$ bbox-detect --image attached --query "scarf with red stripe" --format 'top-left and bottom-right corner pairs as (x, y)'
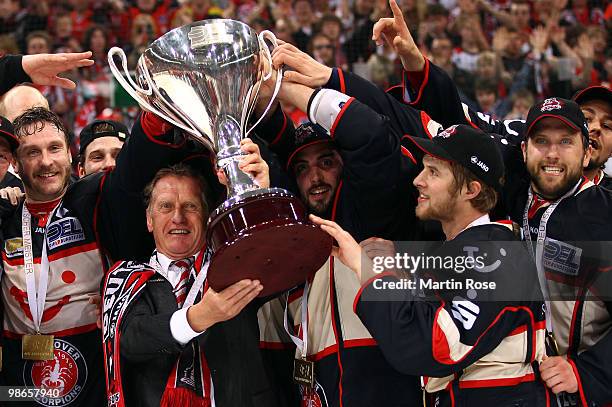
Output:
(102, 250), (212, 407)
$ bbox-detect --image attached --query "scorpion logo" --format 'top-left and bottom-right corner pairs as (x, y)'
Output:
(40, 356), (73, 393)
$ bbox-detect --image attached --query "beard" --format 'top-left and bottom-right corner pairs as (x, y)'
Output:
(525, 153), (584, 200)
(415, 193), (458, 223)
(20, 163), (71, 202)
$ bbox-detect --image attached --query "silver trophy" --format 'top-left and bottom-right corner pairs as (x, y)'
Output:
(108, 19), (331, 296)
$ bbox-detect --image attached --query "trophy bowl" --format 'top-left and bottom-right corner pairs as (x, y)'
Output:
(108, 19), (332, 296)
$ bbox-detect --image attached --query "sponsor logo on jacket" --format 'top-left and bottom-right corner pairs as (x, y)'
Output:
(46, 217), (85, 250)
(543, 238), (582, 276)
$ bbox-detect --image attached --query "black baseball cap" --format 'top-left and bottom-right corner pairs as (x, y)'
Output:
(0, 115), (19, 152)
(79, 120), (128, 156)
(525, 97), (589, 144)
(572, 85), (612, 107)
(404, 124), (505, 191)
(286, 122), (335, 170)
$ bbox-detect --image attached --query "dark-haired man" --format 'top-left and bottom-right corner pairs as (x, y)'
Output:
(77, 119), (128, 177)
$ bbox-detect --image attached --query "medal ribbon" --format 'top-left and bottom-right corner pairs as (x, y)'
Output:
(521, 181), (581, 333)
(284, 281), (310, 359)
(22, 203), (60, 334)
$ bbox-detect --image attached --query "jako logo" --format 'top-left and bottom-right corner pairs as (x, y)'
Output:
(470, 156), (489, 172)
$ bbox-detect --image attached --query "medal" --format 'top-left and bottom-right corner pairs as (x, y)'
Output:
(285, 282), (316, 387)
(22, 334), (54, 360)
(21, 204), (60, 360)
(293, 357), (315, 388)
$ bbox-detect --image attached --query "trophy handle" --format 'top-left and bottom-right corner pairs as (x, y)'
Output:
(107, 47), (200, 137)
(244, 30), (283, 138)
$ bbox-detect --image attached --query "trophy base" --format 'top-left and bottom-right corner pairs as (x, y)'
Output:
(207, 188), (332, 297)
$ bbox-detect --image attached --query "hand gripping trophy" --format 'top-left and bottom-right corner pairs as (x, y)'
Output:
(108, 20), (332, 296)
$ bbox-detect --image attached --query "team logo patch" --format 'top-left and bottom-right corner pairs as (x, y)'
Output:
(23, 339), (88, 406)
(46, 217), (85, 250)
(5, 237), (24, 257)
(437, 125), (458, 139)
(543, 238), (582, 276)
(540, 98), (563, 112)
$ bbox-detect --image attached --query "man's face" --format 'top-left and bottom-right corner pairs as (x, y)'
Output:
(0, 0), (18, 17)
(413, 155), (458, 222)
(293, 142), (343, 216)
(294, 0), (313, 25)
(321, 21), (340, 41)
(16, 123), (72, 203)
(511, 4), (530, 27)
(0, 138), (14, 181)
(78, 136), (124, 177)
(581, 99), (612, 170)
(146, 175), (206, 260)
(312, 36), (334, 66)
(27, 37), (50, 55)
(522, 118), (590, 199)
(431, 38), (452, 62)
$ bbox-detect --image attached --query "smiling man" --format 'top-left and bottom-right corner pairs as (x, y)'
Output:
(102, 156), (281, 407)
(77, 120), (128, 177)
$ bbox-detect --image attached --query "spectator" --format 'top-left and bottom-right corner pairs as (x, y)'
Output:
(53, 13), (81, 52)
(308, 33), (335, 67)
(318, 13), (348, 69)
(292, 0), (316, 51)
(0, 34), (19, 56)
(170, 5), (194, 29)
(367, 53), (395, 88)
(504, 87), (534, 120)
(474, 77), (502, 118)
(451, 15), (489, 73)
(25, 30), (52, 55)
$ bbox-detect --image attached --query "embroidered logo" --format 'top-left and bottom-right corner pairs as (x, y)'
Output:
(437, 125), (458, 139)
(24, 339), (88, 406)
(540, 98), (563, 112)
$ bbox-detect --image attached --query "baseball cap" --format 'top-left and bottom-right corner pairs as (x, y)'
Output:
(404, 124), (505, 191)
(285, 122), (335, 170)
(525, 97), (589, 143)
(572, 85), (612, 107)
(79, 120), (128, 157)
(0, 115), (19, 152)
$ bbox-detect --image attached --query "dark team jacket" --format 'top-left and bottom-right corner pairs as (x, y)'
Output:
(393, 59), (612, 406)
(0, 115), (186, 407)
(355, 222), (548, 407)
(257, 96), (432, 406)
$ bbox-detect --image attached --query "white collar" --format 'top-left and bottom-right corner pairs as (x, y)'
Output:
(450, 214), (490, 240)
(151, 251), (199, 287)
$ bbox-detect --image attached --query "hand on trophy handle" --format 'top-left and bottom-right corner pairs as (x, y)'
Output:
(271, 42), (333, 88)
(215, 138), (270, 189)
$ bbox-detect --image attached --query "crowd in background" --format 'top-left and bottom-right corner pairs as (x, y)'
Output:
(0, 0), (610, 140)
